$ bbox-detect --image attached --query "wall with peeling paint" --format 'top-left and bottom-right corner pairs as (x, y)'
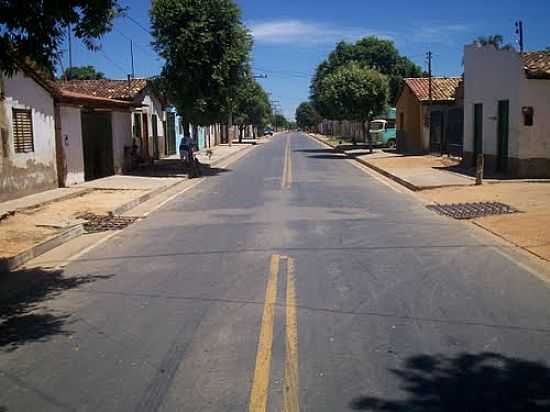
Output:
(0, 71), (57, 202)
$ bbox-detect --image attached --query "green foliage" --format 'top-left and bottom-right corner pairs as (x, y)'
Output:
(273, 113), (289, 129)
(311, 36), (421, 110)
(316, 62), (388, 122)
(0, 0), (124, 75)
(295, 102), (321, 129)
(151, 0), (252, 129)
(60, 65), (105, 80)
(473, 34), (513, 50)
(234, 74), (272, 129)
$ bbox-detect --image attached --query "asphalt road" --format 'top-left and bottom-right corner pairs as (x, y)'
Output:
(2, 132), (550, 411)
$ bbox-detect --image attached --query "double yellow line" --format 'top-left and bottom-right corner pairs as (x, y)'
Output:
(249, 254), (300, 412)
(281, 137), (293, 190)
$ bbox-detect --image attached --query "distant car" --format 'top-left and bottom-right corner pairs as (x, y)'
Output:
(369, 119), (396, 148)
(264, 127), (274, 136)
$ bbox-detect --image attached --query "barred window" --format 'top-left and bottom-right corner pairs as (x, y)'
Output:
(12, 109), (34, 153)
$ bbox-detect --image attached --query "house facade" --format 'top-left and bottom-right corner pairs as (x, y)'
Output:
(53, 90), (135, 186)
(463, 45), (550, 177)
(0, 69), (58, 201)
(396, 77), (463, 155)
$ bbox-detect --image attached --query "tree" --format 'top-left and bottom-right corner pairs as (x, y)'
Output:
(295, 102), (321, 130)
(60, 65), (105, 80)
(311, 36), (421, 109)
(473, 34), (513, 50)
(151, 0), (252, 138)
(316, 62), (388, 149)
(273, 113), (289, 131)
(0, 1), (124, 75)
(233, 75), (272, 141)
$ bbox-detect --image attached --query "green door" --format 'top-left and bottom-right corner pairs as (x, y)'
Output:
(497, 100), (509, 173)
(152, 114), (159, 160)
(81, 111), (114, 181)
(165, 112), (177, 155)
(473, 103), (483, 165)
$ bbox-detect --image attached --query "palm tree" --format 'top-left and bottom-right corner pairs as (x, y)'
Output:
(473, 34), (513, 50)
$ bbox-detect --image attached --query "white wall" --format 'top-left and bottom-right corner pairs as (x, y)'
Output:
(112, 110), (132, 173)
(59, 105), (85, 186)
(518, 78), (550, 159)
(1, 71), (57, 200)
(464, 45), (523, 158)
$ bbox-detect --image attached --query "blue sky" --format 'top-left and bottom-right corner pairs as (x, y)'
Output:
(61, 0), (550, 120)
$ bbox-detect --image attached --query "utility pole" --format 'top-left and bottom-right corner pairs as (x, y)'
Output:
(130, 40), (135, 78)
(515, 20), (524, 52)
(67, 24), (73, 69)
(427, 51), (433, 151)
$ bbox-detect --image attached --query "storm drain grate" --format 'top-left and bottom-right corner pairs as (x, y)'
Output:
(78, 213), (138, 233)
(427, 202), (520, 220)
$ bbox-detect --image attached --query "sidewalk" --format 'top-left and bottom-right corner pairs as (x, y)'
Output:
(309, 132), (550, 264)
(0, 141), (257, 271)
(309, 133), (474, 190)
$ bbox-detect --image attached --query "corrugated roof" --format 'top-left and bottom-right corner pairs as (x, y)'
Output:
(522, 51), (550, 79)
(56, 79), (148, 101)
(403, 77), (462, 102)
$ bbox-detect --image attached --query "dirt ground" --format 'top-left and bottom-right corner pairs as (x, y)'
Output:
(420, 182), (550, 262)
(0, 189), (145, 259)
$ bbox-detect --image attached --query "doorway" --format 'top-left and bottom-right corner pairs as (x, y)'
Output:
(142, 114), (149, 159)
(497, 100), (509, 173)
(473, 103), (483, 165)
(152, 114), (159, 160)
(430, 110), (444, 154)
(81, 111), (114, 181)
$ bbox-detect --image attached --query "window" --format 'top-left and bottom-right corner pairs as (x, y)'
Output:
(12, 109), (34, 153)
(387, 119), (396, 129)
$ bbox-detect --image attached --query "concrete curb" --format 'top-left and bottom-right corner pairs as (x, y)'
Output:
(307, 133), (475, 192)
(0, 224), (85, 272)
(0, 188), (91, 217)
(109, 180), (184, 216)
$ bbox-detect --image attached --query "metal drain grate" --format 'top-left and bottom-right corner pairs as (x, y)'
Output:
(427, 202), (519, 220)
(78, 213), (138, 233)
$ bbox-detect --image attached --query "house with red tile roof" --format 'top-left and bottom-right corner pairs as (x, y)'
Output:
(395, 76), (463, 155)
(463, 45), (550, 177)
(1, 64), (60, 201)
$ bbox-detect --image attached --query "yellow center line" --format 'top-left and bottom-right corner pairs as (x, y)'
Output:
(281, 136), (293, 190)
(284, 257), (300, 412)
(249, 254), (280, 412)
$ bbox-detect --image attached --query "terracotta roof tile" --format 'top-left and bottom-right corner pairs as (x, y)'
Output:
(404, 77), (462, 102)
(522, 51), (550, 79)
(56, 79), (148, 101)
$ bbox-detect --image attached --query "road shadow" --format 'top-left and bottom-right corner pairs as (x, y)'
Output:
(293, 148), (336, 154)
(0, 267), (113, 352)
(350, 352), (550, 411)
(307, 154), (349, 160)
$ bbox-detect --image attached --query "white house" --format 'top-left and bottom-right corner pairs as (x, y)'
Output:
(0, 66), (58, 201)
(463, 45), (550, 177)
(53, 88), (136, 185)
(58, 79), (171, 168)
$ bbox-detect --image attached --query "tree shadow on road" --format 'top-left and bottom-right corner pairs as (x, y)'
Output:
(350, 352), (550, 411)
(0, 267), (113, 352)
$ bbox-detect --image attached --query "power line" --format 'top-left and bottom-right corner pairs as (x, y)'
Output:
(126, 15), (152, 35)
(98, 49), (128, 76)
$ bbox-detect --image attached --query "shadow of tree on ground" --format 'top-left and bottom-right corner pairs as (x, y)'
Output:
(0, 268), (113, 352)
(350, 352), (550, 411)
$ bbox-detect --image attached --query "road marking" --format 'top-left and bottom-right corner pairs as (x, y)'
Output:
(249, 254), (280, 412)
(281, 136), (293, 190)
(284, 257), (300, 412)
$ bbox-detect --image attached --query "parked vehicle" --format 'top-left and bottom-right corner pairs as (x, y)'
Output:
(369, 119), (397, 148)
(264, 127), (274, 136)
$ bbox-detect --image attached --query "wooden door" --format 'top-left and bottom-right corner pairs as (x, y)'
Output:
(81, 111), (114, 181)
